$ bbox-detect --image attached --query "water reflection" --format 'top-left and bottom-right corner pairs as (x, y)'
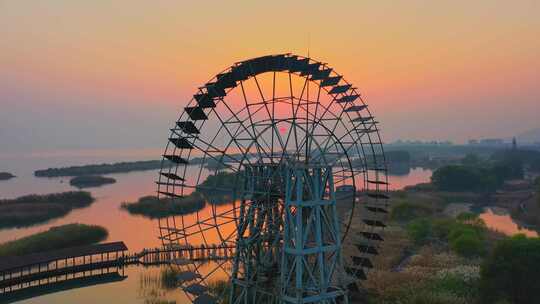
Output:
(137, 266), (185, 304)
(479, 207), (538, 237)
(388, 167), (433, 190)
(14, 265), (189, 304)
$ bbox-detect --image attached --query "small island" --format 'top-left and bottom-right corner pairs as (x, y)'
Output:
(0, 172), (16, 181)
(0, 191), (95, 229)
(196, 171), (240, 204)
(121, 192), (206, 219)
(0, 223), (108, 257)
(121, 171), (241, 218)
(34, 160), (172, 177)
(69, 175), (116, 188)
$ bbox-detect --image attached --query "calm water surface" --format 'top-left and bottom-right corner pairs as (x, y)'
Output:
(387, 167), (433, 190)
(479, 207), (538, 237)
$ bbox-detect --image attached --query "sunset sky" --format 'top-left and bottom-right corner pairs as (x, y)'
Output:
(1, 1), (539, 155)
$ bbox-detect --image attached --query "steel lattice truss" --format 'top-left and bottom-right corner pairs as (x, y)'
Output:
(156, 54), (389, 304)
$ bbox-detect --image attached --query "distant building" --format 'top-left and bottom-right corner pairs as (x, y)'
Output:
(391, 139), (453, 146)
(469, 138), (506, 146)
(502, 179), (530, 192)
(525, 171), (540, 182)
(480, 138), (504, 145)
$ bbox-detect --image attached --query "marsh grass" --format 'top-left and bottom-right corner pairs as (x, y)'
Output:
(69, 175), (116, 188)
(207, 280), (231, 304)
(0, 223), (108, 257)
(160, 267), (179, 290)
(391, 201), (434, 222)
(144, 300), (176, 304)
(34, 160), (170, 177)
(0, 191), (94, 229)
(121, 192), (206, 219)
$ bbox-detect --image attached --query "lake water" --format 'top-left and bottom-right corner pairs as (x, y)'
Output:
(479, 207), (538, 237)
(0, 151), (532, 303)
(387, 167), (433, 190)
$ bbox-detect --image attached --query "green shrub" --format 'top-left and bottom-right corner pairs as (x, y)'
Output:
(402, 290), (468, 304)
(406, 215), (486, 257)
(450, 232), (484, 257)
(461, 153), (481, 166)
(391, 201), (434, 222)
(432, 159), (524, 192)
(407, 218), (432, 244)
(431, 218), (455, 240)
(456, 212), (477, 222)
(429, 273), (478, 300)
(446, 217), (485, 257)
(378, 286), (469, 304)
(432, 165), (488, 192)
(0, 223), (108, 257)
(391, 201), (433, 221)
(448, 225), (477, 242)
(480, 235), (540, 304)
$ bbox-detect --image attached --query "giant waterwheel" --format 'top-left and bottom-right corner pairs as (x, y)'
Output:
(157, 54), (389, 304)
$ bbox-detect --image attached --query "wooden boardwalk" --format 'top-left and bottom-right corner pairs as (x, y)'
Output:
(0, 242), (127, 297)
(0, 242), (234, 297)
(125, 244), (236, 265)
(0, 271), (126, 304)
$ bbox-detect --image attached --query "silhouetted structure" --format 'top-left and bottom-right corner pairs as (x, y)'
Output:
(156, 54), (390, 304)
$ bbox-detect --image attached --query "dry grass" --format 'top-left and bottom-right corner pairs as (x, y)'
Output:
(365, 243), (481, 304)
(362, 227), (419, 296)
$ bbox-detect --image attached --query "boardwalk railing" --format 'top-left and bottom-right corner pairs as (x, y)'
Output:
(0, 242), (235, 299)
(125, 244), (236, 265)
(0, 242), (128, 298)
